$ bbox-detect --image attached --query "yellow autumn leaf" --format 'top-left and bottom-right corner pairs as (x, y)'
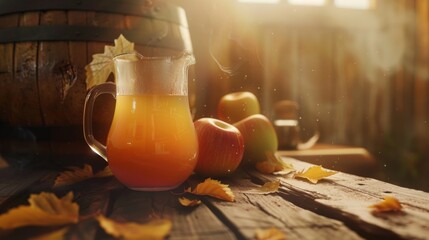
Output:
(85, 34), (135, 90)
(294, 165), (337, 184)
(94, 166), (114, 178)
(244, 180), (280, 195)
(369, 196), (403, 213)
(255, 227), (286, 240)
(54, 164), (113, 187)
(178, 197), (202, 207)
(185, 178), (235, 202)
(0, 192), (78, 229)
(54, 164), (94, 187)
(256, 152), (294, 174)
(97, 215), (172, 240)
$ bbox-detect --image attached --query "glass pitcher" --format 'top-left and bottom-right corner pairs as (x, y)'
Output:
(83, 52), (198, 191)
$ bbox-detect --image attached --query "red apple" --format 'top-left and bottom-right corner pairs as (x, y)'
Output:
(233, 114), (278, 166)
(217, 92), (260, 124)
(194, 118), (244, 177)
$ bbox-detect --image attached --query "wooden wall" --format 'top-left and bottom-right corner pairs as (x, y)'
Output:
(176, 0), (429, 190)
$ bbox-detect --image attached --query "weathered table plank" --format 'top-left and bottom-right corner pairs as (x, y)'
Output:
(0, 156), (428, 240)
(108, 187), (237, 239)
(0, 168), (122, 240)
(203, 176), (363, 240)
(0, 169), (48, 206)
(249, 157), (429, 240)
(64, 177), (123, 240)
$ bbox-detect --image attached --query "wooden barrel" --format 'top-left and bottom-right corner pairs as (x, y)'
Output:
(0, 0), (194, 127)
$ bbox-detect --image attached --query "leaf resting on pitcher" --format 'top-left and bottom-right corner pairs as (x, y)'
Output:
(85, 34), (135, 90)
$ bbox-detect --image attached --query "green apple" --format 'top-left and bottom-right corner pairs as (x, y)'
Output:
(233, 114), (278, 166)
(217, 92), (260, 124)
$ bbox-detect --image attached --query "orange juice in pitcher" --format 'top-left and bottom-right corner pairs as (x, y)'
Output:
(107, 94), (197, 190)
(83, 52), (198, 191)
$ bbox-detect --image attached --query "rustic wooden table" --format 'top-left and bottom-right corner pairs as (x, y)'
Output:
(278, 144), (379, 177)
(1, 151), (428, 240)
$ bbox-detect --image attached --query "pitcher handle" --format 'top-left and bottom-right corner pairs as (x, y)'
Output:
(83, 82), (116, 161)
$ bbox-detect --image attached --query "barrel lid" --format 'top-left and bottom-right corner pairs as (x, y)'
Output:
(0, 0), (188, 27)
(0, 0), (192, 50)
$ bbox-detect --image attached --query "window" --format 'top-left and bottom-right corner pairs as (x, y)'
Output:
(237, 0), (280, 4)
(334, 0), (374, 9)
(288, 0), (325, 6)
(238, 0), (376, 9)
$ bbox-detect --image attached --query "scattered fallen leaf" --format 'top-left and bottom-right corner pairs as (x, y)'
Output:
(185, 178), (235, 202)
(97, 215), (172, 240)
(255, 227), (286, 240)
(178, 197), (202, 207)
(94, 166), (114, 178)
(0, 192), (78, 229)
(369, 196), (403, 213)
(29, 227), (69, 240)
(85, 34), (135, 90)
(256, 152), (294, 175)
(54, 164), (113, 187)
(294, 165), (337, 184)
(243, 180), (280, 195)
(54, 164), (94, 187)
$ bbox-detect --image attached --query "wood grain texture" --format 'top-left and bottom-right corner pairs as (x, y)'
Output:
(415, 0), (429, 157)
(37, 11), (70, 126)
(59, 11), (87, 126)
(0, 156), (428, 239)
(0, 14), (19, 124)
(249, 158), (429, 240)
(0, 169), (47, 206)
(108, 188), (236, 239)
(85, 11), (119, 142)
(0, 169), (120, 240)
(0, 4), (191, 128)
(202, 175), (363, 240)
(11, 12), (42, 125)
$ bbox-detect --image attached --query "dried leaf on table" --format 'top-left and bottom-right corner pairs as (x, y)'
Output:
(178, 197), (202, 207)
(54, 164), (113, 187)
(369, 196), (403, 213)
(54, 164), (94, 187)
(256, 152), (294, 175)
(243, 180), (280, 195)
(294, 165), (337, 184)
(94, 166), (114, 178)
(85, 34), (135, 90)
(96, 215), (172, 240)
(185, 178), (235, 202)
(255, 227), (286, 240)
(0, 192), (78, 229)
